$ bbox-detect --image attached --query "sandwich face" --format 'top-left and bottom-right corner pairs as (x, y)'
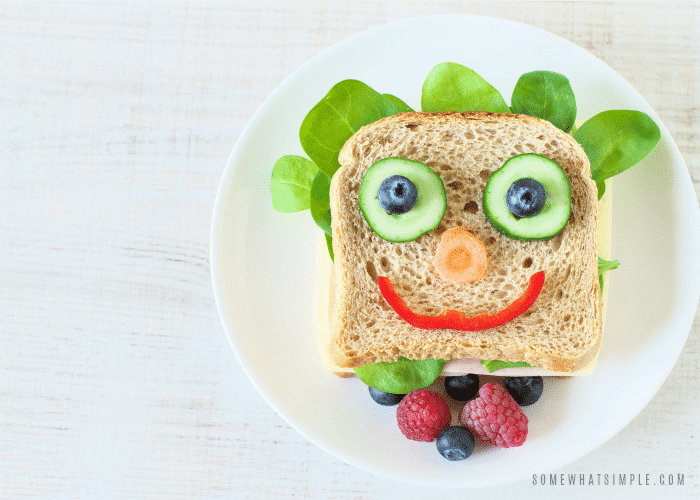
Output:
(328, 111), (601, 373)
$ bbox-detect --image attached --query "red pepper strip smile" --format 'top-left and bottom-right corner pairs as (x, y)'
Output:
(377, 271), (545, 331)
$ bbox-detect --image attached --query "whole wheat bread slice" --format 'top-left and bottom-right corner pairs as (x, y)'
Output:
(328, 111), (600, 373)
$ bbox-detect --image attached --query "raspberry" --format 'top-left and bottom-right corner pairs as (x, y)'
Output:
(459, 383), (528, 448)
(396, 389), (451, 442)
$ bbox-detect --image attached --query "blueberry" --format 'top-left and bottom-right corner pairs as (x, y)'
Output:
(444, 374), (479, 401)
(377, 175), (418, 215)
(503, 376), (544, 406)
(368, 386), (405, 406)
(506, 178), (546, 218)
(436, 426), (475, 461)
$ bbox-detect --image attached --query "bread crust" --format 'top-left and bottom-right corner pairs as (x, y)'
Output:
(329, 112), (601, 373)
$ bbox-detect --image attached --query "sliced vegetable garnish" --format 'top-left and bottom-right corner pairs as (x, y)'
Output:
(433, 227), (488, 285)
(377, 271), (545, 331)
(483, 154), (571, 241)
(359, 157), (446, 243)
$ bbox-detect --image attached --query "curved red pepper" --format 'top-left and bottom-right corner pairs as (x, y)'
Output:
(377, 271), (545, 331)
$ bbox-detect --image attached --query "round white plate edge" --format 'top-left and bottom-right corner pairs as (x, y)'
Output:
(210, 14), (700, 489)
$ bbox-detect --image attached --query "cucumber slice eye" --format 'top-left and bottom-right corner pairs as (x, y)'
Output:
(359, 157), (447, 243)
(482, 154), (572, 241)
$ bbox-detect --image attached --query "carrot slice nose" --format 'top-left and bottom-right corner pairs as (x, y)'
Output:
(433, 227), (488, 285)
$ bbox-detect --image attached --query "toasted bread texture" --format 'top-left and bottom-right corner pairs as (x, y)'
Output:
(328, 112), (600, 373)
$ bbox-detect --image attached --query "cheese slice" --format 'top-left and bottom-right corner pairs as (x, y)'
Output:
(316, 179), (613, 377)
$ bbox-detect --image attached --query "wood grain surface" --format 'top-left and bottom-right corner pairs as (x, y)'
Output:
(0, 2), (698, 499)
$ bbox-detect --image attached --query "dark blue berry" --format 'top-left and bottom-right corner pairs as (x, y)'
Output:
(504, 376), (544, 406)
(368, 386), (405, 406)
(444, 374), (479, 401)
(377, 175), (418, 215)
(436, 426), (475, 461)
(506, 178), (546, 218)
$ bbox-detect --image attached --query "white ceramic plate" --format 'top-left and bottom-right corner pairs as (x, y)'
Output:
(211, 15), (700, 488)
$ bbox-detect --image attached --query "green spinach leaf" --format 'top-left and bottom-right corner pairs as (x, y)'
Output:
(598, 256), (620, 291)
(596, 179), (606, 200)
(421, 62), (510, 114)
(299, 80), (401, 178)
(382, 94), (414, 113)
(353, 357), (446, 393)
(270, 155), (319, 213)
(480, 359), (533, 373)
(325, 233), (334, 262)
(574, 110), (661, 182)
(310, 171), (332, 237)
(511, 71), (577, 132)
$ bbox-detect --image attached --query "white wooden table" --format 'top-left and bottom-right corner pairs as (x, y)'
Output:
(1, 3), (698, 498)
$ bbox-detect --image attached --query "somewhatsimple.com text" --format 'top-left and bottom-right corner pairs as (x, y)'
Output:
(532, 473), (684, 486)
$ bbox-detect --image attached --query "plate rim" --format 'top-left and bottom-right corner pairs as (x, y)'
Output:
(210, 13), (700, 488)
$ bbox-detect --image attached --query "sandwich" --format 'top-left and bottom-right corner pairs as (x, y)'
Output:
(270, 63), (659, 389)
(321, 111), (602, 377)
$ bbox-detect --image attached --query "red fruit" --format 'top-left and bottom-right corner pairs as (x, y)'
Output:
(396, 389), (451, 442)
(459, 383), (528, 448)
